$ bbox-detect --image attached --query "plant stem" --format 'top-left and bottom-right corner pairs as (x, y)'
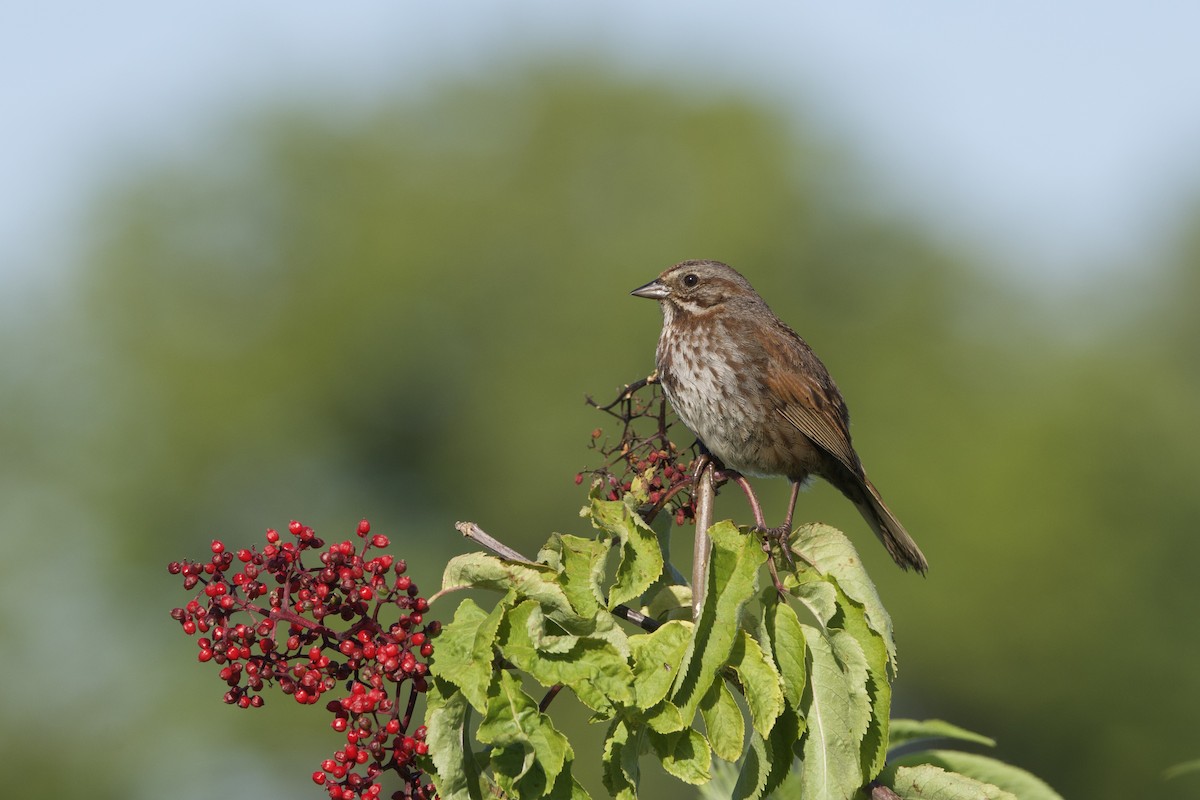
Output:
(691, 460), (715, 622)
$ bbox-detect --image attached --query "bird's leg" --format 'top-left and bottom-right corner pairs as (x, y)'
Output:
(766, 480), (801, 570)
(722, 472), (793, 596)
(729, 473), (769, 529)
(782, 479), (801, 533)
(693, 458), (790, 596)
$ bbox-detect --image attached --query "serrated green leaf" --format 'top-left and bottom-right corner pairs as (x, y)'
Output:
(546, 766), (593, 800)
(823, 580), (893, 780)
(765, 601), (807, 709)
(602, 718), (642, 800)
(476, 671), (573, 799)
(731, 729), (769, 800)
(796, 624), (872, 800)
(762, 704), (803, 799)
(888, 751), (1063, 800)
(883, 763), (1018, 800)
(498, 600), (635, 714)
(789, 577), (839, 628)
(644, 699), (687, 734)
(558, 607), (633, 660)
(431, 598), (504, 712)
(648, 727), (712, 785)
(790, 523), (897, 668)
(729, 629), (784, 737)
(442, 552), (576, 619)
(672, 522), (765, 723)
(640, 583), (692, 620)
(699, 679), (744, 763)
(424, 677), (484, 800)
(629, 619), (693, 709)
(537, 533), (608, 618)
(888, 719), (997, 751)
(587, 493), (664, 609)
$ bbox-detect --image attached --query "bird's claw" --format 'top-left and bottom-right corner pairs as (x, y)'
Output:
(754, 525), (796, 598)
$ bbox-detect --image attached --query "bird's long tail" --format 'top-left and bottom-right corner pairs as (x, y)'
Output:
(850, 477), (929, 574)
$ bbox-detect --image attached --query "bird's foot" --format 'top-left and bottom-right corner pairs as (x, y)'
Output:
(754, 524), (797, 569)
(754, 525), (796, 598)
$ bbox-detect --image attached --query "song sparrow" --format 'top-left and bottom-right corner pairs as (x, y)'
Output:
(631, 259), (928, 573)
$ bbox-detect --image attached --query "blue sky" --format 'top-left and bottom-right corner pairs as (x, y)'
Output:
(5, 2), (1200, 289)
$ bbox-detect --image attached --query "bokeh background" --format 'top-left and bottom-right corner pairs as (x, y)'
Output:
(4, 3), (1199, 799)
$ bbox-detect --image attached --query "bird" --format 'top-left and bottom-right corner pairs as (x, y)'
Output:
(631, 259), (928, 574)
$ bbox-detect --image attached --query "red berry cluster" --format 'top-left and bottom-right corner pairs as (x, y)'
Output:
(582, 380), (699, 525)
(168, 519), (439, 800)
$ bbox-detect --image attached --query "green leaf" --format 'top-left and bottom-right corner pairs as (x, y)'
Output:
(537, 533), (608, 618)
(728, 629), (784, 737)
(672, 522), (765, 724)
(884, 763), (1018, 800)
(442, 552), (575, 620)
(791, 523), (897, 668)
(887, 751), (1063, 800)
(644, 699), (687, 734)
(586, 491), (664, 609)
(639, 583), (692, 620)
(497, 600), (635, 714)
(789, 577), (839, 628)
(629, 619), (693, 709)
(731, 730), (769, 800)
(824, 581), (893, 780)
(476, 670), (573, 799)
(648, 727), (712, 785)
(424, 677), (484, 800)
(546, 768), (593, 800)
(602, 718), (642, 800)
(888, 719), (997, 751)
(762, 704), (803, 799)
(431, 598), (505, 712)
(764, 600), (807, 709)
(730, 703), (803, 800)
(699, 679), (744, 763)
(795, 624), (872, 799)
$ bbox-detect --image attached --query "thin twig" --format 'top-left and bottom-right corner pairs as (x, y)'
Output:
(869, 782), (902, 800)
(456, 521), (530, 561)
(538, 684), (564, 713)
(584, 373), (656, 412)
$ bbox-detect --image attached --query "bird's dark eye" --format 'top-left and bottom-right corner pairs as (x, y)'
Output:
(682, 273), (699, 288)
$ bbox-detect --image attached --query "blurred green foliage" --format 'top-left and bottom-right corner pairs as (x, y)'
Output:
(3, 61), (1199, 799)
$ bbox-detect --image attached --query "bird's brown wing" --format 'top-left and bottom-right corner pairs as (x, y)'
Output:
(767, 364), (863, 477)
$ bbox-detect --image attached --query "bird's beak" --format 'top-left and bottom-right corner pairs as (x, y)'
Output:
(630, 279), (669, 300)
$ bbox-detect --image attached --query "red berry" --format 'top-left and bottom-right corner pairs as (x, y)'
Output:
(312, 772), (326, 785)
(357, 519), (371, 536)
